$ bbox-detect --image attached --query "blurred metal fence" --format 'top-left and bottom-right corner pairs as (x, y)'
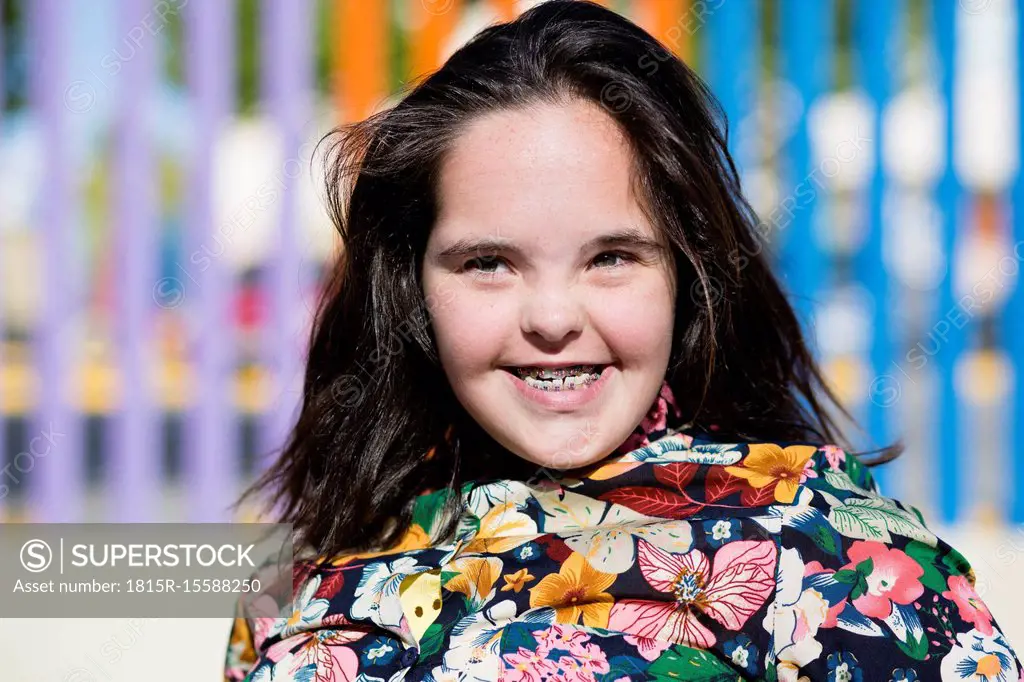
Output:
(0, 0), (1022, 526)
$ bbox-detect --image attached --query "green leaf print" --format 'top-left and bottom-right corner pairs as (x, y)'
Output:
(941, 545), (972, 577)
(849, 573), (870, 600)
(411, 488), (454, 537)
(809, 523), (843, 558)
(905, 540), (947, 593)
(845, 454), (870, 489)
(896, 629), (929, 661)
(827, 498), (937, 545)
(598, 654), (650, 681)
(832, 569), (859, 584)
(498, 621), (541, 654)
(823, 470), (872, 496)
(885, 602), (926, 656)
(418, 623), (446, 659)
(647, 644), (742, 681)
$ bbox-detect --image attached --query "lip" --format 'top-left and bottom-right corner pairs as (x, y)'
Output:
(502, 364), (614, 411)
(506, 361), (609, 370)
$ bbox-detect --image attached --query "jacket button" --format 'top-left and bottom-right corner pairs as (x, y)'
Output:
(400, 646), (419, 667)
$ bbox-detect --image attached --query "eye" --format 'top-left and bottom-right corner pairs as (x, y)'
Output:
(463, 255), (508, 275)
(592, 251), (636, 268)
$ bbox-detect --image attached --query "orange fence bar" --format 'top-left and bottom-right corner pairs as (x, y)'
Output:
(334, 0), (389, 121)
(489, 0), (519, 22)
(633, 0), (685, 55)
(410, 0), (465, 81)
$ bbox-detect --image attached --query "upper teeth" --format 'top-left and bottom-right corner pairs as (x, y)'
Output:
(515, 365), (598, 379)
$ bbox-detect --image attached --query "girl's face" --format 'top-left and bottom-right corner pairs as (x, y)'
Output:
(422, 99), (677, 470)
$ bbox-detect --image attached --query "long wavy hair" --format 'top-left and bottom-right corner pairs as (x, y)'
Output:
(239, 0), (902, 558)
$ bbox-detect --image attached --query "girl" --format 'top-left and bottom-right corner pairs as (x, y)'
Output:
(224, 2), (1022, 680)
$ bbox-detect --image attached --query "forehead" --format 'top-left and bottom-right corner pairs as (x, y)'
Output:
(432, 99), (655, 246)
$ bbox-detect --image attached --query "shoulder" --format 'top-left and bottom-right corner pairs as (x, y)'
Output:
(222, 508), (445, 682)
(786, 441), (935, 551)
(776, 438), (958, 587)
(764, 441), (1023, 681)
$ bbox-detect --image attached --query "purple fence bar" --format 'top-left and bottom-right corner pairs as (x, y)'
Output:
(260, 0), (313, 473)
(0, 0), (4, 122)
(30, 0), (83, 522)
(0, 0), (6, 518)
(110, 0), (160, 521)
(183, 0), (238, 521)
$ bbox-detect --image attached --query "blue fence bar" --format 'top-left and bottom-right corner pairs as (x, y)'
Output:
(704, 0), (756, 167)
(1012, 0), (1024, 524)
(855, 0), (900, 494)
(30, 0), (83, 522)
(111, 0), (160, 521)
(260, 0), (313, 473)
(778, 0), (833, 332)
(183, 0), (238, 521)
(934, 0), (964, 524)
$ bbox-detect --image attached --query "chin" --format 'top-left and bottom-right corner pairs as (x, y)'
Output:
(511, 439), (614, 471)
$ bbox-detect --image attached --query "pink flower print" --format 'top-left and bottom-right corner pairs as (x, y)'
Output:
(645, 390), (669, 433)
(260, 630), (364, 678)
(607, 539), (777, 648)
(623, 634), (672, 661)
(501, 647), (558, 682)
(800, 455), (818, 483)
(822, 444), (846, 471)
(660, 380), (683, 419)
(943, 574), (994, 635)
(533, 623), (591, 653)
(642, 381), (682, 430)
(553, 642), (611, 682)
(843, 541), (924, 619)
(250, 615), (279, 655)
(504, 626), (610, 682)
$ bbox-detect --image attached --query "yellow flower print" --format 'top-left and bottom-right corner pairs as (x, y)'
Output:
(464, 502), (541, 554)
(725, 443), (817, 503)
(528, 551), (616, 627)
(444, 556), (503, 608)
(501, 568), (535, 593)
(388, 523), (434, 553)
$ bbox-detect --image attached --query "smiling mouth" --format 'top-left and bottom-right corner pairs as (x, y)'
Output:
(503, 364), (610, 391)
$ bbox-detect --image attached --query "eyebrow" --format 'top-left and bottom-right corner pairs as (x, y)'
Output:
(434, 227), (665, 260)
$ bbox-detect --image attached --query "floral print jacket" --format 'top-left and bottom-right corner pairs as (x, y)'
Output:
(224, 423), (1022, 681)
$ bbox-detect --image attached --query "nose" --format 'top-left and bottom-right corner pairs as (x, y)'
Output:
(520, 285), (585, 344)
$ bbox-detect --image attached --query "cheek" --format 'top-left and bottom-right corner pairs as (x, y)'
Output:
(426, 288), (513, 370)
(590, 278), (676, 358)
